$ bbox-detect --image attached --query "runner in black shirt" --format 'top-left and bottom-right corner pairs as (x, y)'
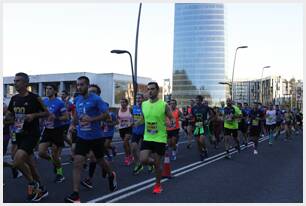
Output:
(191, 95), (212, 161)
(249, 102), (262, 155)
(5, 72), (49, 202)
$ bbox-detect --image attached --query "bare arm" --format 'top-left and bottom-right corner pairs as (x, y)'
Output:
(165, 104), (175, 122)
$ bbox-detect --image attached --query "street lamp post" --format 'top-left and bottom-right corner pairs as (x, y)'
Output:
(260, 65), (271, 104)
(219, 81), (232, 99)
(134, 2), (142, 98)
(111, 49), (136, 104)
(231, 46), (248, 100)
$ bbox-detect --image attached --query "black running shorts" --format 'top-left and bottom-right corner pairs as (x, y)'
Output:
(119, 127), (132, 139)
(74, 137), (106, 159)
(167, 129), (179, 139)
(131, 134), (143, 144)
(141, 140), (166, 156)
(15, 132), (40, 155)
(250, 126), (261, 137)
(224, 128), (238, 138)
(40, 127), (65, 147)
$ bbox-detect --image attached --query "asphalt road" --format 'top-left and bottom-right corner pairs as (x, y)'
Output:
(3, 130), (303, 203)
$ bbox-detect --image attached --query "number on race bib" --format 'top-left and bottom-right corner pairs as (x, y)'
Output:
(147, 122), (158, 134)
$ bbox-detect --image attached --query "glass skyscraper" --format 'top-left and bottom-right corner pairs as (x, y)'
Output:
(172, 3), (226, 106)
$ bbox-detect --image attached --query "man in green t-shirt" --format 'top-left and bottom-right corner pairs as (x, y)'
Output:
(140, 82), (174, 194)
(223, 98), (242, 159)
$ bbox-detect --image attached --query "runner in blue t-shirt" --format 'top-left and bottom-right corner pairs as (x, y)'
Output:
(38, 84), (68, 183)
(131, 93), (145, 175)
(81, 84), (117, 190)
(64, 77), (117, 203)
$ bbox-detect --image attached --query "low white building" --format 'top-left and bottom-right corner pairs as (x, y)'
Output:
(3, 72), (152, 108)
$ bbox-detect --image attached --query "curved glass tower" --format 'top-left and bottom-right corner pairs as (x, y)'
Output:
(172, 3), (226, 106)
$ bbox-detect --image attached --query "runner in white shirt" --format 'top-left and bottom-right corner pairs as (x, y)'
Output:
(265, 103), (277, 145)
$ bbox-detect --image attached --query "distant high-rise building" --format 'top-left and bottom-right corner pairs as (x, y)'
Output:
(172, 3), (227, 106)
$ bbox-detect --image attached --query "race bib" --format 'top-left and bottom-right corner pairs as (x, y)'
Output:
(195, 122), (203, 128)
(147, 122), (158, 134)
(133, 114), (142, 121)
(79, 116), (92, 131)
(120, 119), (130, 128)
(252, 119), (259, 126)
(45, 119), (55, 129)
(226, 115), (233, 121)
(14, 113), (25, 133)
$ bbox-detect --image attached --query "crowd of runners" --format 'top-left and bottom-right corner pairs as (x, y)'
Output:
(3, 72), (303, 203)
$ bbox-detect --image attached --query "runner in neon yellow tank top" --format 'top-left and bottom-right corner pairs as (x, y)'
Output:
(140, 82), (175, 194)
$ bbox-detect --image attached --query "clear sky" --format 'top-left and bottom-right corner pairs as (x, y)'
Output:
(3, 3), (303, 85)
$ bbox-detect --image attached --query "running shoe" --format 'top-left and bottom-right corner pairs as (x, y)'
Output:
(125, 155), (133, 166)
(171, 151), (177, 161)
(64, 192), (80, 203)
(200, 153), (205, 161)
(81, 178), (93, 189)
(108, 171), (117, 192)
(253, 149), (258, 155)
(133, 164), (144, 175)
(152, 183), (163, 194)
(124, 157), (130, 166)
(111, 146), (117, 157)
(54, 174), (65, 183)
(32, 185), (48, 202)
(27, 182), (39, 201)
(148, 165), (155, 173)
(12, 168), (23, 179)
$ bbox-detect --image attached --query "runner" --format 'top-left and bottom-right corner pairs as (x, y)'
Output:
(274, 104), (283, 139)
(249, 102), (262, 154)
(237, 103), (249, 147)
(186, 99), (195, 149)
(140, 82), (175, 194)
(64, 76), (117, 203)
(5, 72), (49, 201)
(284, 106), (293, 141)
(223, 98), (242, 159)
(265, 103), (277, 145)
(211, 106), (223, 149)
(166, 99), (182, 161)
(258, 102), (267, 138)
(67, 92), (79, 162)
(38, 84), (68, 183)
(242, 102), (252, 146)
(131, 93), (145, 174)
(295, 109), (303, 134)
(118, 98), (134, 166)
(181, 107), (189, 135)
(4, 103), (23, 178)
(103, 107), (117, 161)
(191, 95), (211, 161)
(81, 84), (116, 189)
(60, 90), (74, 147)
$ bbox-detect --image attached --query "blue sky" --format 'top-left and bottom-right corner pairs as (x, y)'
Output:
(3, 3), (303, 84)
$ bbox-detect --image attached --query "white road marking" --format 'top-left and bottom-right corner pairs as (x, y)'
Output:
(88, 136), (269, 203)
